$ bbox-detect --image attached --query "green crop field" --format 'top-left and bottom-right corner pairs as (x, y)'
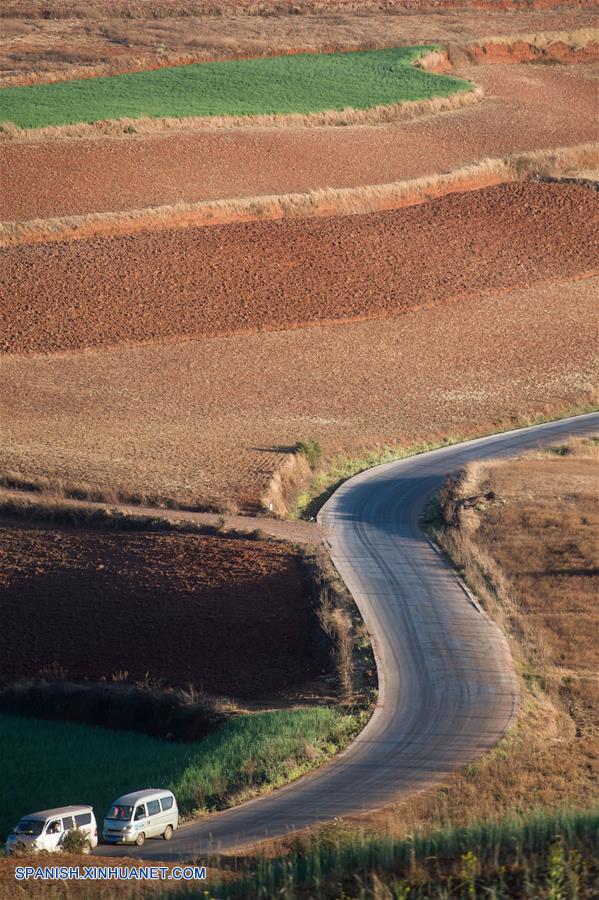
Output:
(0, 47), (472, 130)
(0, 708), (363, 840)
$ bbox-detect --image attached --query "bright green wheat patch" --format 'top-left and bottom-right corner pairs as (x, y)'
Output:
(0, 708), (362, 840)
(0, 47), (472, 130)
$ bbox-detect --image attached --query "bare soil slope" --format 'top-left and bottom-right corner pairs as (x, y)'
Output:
(3, 62), (598, 220)
(0, 520), (320, 700)
(0, 276), (596, 511)
(1, 8), (596, 84)
(2, 182), (597, 356)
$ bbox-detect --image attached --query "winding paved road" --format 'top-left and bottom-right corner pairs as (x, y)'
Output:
(98, 412), (599, 859)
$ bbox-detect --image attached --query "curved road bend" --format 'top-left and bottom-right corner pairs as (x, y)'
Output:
(98, 412), (599, 859)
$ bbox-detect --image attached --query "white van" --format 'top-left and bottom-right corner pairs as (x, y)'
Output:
(103, 789), (178, 847)
(5, 806), (98, 855)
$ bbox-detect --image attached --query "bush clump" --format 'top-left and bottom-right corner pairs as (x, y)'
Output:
(0, 680), (228, 742)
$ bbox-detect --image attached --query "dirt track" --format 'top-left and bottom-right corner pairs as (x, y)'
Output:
(2, 182), (597, 355)
(1, 276), (597, 511)
(0, 520), (321, 700)
(2, 62), (598, 221)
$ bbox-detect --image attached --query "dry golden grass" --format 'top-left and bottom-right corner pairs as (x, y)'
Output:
(3, 142), (597, 247)
(359, 439), (599, 839)
(469, 27), (599, 50)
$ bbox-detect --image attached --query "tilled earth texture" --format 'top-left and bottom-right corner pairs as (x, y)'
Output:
(1, 276), (597, 511)
(2, 183), (598, 355)
(0, 520), (322, 701)
(1, 8), (596, 84)
(3, 63), (598, 220)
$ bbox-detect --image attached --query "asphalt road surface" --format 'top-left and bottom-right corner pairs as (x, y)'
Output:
(97, 412), (599, 859)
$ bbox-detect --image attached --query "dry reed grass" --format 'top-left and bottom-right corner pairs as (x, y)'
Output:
(468, 27), (599, 51)
(369, 438), (598, 838)
(3, 140), (596, 247)
(262, 452), (313, 518)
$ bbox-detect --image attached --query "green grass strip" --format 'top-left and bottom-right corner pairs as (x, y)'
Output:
(0, 707), (364, 840)
(0, 46), (472, 130)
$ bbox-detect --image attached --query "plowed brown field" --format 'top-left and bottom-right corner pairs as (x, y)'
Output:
(2, 7), (596, 85)
(2, 182), (598, 356)
(1, 276), (597, 511)
(0, 520), (320, 700)
(3, 62), (598, 221)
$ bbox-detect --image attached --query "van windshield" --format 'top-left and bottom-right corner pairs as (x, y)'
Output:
(15, 819), (44, 836)
(108, 805), (133, 821)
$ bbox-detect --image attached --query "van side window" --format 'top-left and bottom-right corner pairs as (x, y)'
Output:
(61, 816), (74, 831)
(134, 805), (146, 821)
(147, 800), (160, 816)
(47, 820), (61, 834)
(160, 796), (173, 812)
(75, 813), (91, 827)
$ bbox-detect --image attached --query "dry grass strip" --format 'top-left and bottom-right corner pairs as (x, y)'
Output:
(2, 142), (597, 248)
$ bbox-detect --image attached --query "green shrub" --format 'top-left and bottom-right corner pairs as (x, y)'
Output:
(296, 439), (322, 470)
(60, 829), (89, 855)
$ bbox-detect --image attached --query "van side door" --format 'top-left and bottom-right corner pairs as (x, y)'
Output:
(44, 818), (63, 852)
(145, 799), (161, 837)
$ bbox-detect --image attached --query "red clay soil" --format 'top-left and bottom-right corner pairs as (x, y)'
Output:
(463, 39), (599, 64)
(5, 2), (596, 17)
(0, 276), (596, 511)
(2, 62), (598, 221)
(0, 520), (323, 701)
(1, 182), (597, 356)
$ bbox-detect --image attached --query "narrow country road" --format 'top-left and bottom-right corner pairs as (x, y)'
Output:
(97, 412), (599, 859)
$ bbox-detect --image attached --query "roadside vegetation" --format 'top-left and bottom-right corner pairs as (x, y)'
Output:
(0, 46), (471, 130)
(0, 706), (366, 842)
(292, 400), (599, 520)
(207, 807), (599, 898)
(383, 436), (598, 836)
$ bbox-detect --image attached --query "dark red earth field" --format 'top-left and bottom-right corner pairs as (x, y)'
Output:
(2, 182), (597, 355)
(0, 520), (323, 701)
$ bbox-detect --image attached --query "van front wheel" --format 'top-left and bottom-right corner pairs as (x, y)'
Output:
(163, 825), (173, 841)
(135, 833), (146, 847)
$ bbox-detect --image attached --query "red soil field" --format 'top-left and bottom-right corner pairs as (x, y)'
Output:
(2, 7), (596, 86)
(1, 182), (597, 356)
(0, 276), (597, 511)
(0, 520), (322, 701)
(2, 62), (598, 221)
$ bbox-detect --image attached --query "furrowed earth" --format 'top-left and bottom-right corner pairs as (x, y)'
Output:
(0, 520), (322, 701)
(2, 182), (597, 356)
(1, 7), (596, 85)
(1, 276), (597, 511)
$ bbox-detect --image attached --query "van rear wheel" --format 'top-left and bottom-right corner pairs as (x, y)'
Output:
(163, 825), (173, 841)
(135, 832), (146, 847)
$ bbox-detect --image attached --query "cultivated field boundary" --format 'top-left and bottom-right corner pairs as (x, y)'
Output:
(1, 26), (597, 87)
(2, 142), (597, 247)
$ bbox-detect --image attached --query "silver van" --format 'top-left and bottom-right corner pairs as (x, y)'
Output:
(102, 789), (178, 847)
